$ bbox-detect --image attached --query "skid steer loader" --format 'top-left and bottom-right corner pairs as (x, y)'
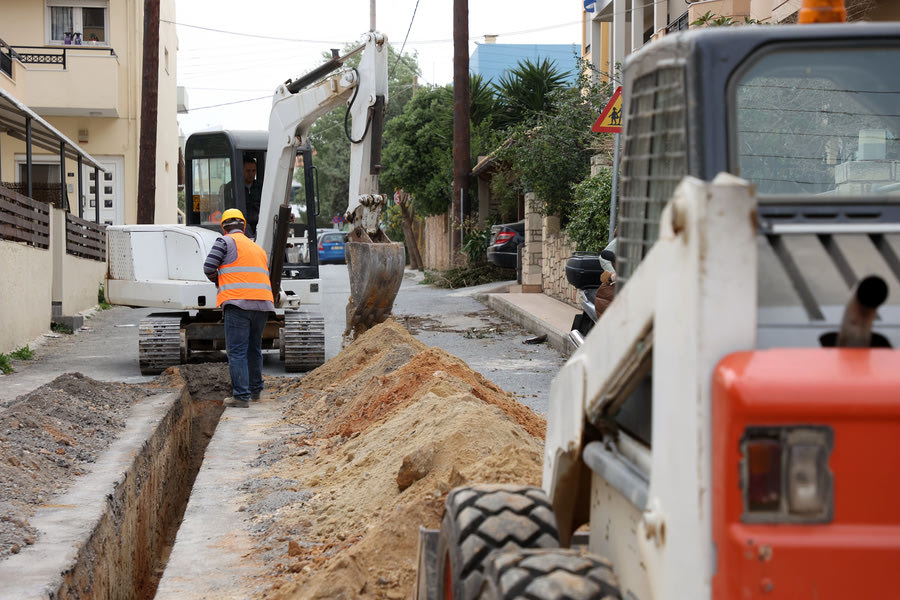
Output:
(420, 2), (900, 599)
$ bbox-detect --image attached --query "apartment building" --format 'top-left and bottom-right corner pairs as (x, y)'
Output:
(585, 0), (900, 80)
(0, 0), (180, 225)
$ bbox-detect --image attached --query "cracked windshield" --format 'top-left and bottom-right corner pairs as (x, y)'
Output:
(735, 47), (900, 196)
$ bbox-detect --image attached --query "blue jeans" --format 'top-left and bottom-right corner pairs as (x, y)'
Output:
(223, 305), (268, 400)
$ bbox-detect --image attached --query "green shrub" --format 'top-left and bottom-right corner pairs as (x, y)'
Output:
(0, 354), (11, 375)
(461, 219), (493, 267)
(98, 284), (112, 309)
(10, 345), (34, 360)
(51, 321), (74, 335)
(566, 169), (613, 253)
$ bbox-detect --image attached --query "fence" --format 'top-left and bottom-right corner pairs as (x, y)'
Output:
(66, 213), (106, 261)
(2, 181), (66, 209)
(1, 186), (107, 353)
(0, 184), (51, 248)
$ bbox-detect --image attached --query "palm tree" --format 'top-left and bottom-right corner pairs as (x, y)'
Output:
(493, 58), (570, 129)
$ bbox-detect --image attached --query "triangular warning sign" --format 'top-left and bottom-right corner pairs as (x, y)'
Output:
(592, 86), (623, 133)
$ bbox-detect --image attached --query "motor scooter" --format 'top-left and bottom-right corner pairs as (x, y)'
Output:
(566, 249), (615, 348)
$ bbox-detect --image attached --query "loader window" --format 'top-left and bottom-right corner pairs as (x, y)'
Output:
(734, 46), (900, 196)
(190, 157), (231, 230)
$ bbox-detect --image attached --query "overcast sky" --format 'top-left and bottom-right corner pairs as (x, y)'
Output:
(174, 0), (583, 136)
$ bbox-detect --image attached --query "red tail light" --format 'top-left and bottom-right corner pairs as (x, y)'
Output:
(494, 230), (516, 244)
(746, 438), (782, 511)
(317, 241), (324, 251)
(741, 426), (833, 523)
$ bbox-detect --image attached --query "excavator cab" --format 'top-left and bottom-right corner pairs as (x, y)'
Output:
(184, 129), (322, 283)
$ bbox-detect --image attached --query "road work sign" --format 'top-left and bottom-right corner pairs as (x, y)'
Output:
(592, 86), (623, 133)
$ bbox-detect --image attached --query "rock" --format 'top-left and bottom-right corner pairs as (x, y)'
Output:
(288, 540), (302, 556)
(396, 443), (437, 491)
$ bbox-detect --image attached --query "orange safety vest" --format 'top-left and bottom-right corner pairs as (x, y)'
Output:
(216, 231), (274, 307)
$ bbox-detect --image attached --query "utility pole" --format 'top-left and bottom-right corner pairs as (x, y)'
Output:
(137, 0), (159, 224)
(452, 0), (470, 260)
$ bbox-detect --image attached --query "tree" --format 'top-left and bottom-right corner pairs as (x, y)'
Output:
(381, 85), (454, 217)
(496, 63), (615, 221)
(493, 58), (571, 129)
(305, 43), (421, 222)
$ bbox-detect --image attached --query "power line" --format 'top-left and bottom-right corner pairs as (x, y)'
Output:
(163, 17), (581, 46)
(391, 0), (421, 79)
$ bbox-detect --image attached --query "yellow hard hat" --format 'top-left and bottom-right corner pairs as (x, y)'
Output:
(221, 208), (246, 225)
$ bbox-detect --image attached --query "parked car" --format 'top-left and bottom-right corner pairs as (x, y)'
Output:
(486, 220), (524, 269)
(318, 231), (346, 264)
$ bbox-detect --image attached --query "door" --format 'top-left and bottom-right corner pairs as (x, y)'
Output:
(81, 156), (124, 225)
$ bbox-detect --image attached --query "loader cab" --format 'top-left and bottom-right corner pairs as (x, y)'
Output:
(617, 24), (900, 286)
(185, 130), (268, 235)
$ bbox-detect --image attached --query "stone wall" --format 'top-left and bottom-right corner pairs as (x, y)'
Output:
(541, 216), (579, 306)
(521, 193), (543, 293)
(521, 193), (580, 307)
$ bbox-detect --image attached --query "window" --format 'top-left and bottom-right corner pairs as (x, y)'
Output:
(47, 1), (109, 45)
(734, 46), (900, 196)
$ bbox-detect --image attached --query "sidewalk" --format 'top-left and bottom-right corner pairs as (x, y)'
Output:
(474, 283), (580, 357)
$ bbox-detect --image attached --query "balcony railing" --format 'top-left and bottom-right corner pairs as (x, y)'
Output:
(666, 10), (692, 34)
(0, 37), (20, 78)
(10, 45), (116, 70)
(7, 45), (119, 117)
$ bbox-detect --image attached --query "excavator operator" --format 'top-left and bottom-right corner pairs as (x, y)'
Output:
(202, 209), (275, 408)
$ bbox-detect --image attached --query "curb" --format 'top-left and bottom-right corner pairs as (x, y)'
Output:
(475, 292), (576, 357)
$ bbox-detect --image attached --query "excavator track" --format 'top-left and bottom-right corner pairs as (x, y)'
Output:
(138, 316), (183, 375)
(282, 309), (325, 372)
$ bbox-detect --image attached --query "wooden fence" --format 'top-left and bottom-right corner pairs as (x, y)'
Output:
(0, 184), (51, 248)
(65, 213), (106, 262)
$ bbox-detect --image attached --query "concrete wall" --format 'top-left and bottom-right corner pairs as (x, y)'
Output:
(0, 241), (52, 354)
(0, 206), (105, 354)
(61, 254), (106, 316)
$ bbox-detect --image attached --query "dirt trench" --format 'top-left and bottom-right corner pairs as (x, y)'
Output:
(0, 319), (547, 599)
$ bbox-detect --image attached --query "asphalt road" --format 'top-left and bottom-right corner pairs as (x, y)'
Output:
(1, 266), (566, 415)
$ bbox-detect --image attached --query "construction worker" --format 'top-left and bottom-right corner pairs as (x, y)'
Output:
(203, 209), (275, 408)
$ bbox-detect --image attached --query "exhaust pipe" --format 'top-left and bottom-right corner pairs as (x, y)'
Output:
(836, 275), (889, 347)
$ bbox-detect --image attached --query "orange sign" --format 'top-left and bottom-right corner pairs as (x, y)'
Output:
(592, 86), (623, 134)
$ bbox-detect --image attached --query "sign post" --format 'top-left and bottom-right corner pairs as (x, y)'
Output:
(592, 86), (623, 241)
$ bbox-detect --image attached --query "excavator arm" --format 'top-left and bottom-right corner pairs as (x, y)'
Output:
(254, 31), (405, 337)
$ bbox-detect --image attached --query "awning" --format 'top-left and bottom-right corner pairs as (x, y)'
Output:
(0, 87), (105, 171)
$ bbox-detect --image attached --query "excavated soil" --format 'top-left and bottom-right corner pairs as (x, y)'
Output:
(245, 319), (546, 599)
(0, 320), (548, 599)
(0, 373), (156, 559)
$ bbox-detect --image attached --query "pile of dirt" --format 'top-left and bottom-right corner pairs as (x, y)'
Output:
(247, 320), (547, 599)
(0, 373), (153, 558)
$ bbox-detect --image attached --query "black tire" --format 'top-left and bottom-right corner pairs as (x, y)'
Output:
(479, 548), (622, 600)
(437, 485), (560, 600)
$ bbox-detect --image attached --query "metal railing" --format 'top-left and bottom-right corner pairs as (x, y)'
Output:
(0, 37), (20, 77)
(9, 45), (116, 70)
(666, 10), (692, 34)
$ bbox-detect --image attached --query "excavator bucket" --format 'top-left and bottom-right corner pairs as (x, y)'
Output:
(344, 241), (406, 338)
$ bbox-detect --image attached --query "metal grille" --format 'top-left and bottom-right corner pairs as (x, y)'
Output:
(18, 52), (64, 66)
(618, 66), (688, 283)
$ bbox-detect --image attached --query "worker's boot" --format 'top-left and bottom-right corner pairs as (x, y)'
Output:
(224, 397), (250, 408)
